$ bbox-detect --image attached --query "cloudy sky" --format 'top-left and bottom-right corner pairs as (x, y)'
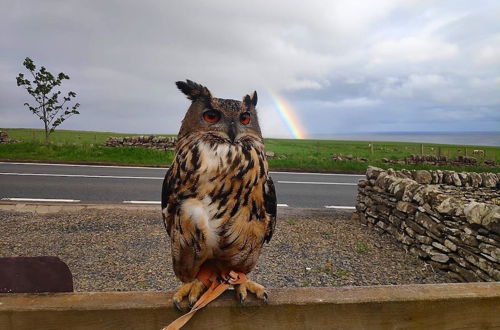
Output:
(1, 0), (499, 138)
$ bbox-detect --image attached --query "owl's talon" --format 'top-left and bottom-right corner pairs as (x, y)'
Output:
(239, 292), (245, 305)
(173, 300), (184, 312)
(172, 279), (206, 312)
(235, 280), (267, 304)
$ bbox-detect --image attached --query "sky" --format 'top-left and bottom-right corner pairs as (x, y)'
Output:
(1, 0), (499, 139)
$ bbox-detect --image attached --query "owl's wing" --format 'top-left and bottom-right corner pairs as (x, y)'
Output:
(161, 167), (176, 237)
(263, 176), (277, 243)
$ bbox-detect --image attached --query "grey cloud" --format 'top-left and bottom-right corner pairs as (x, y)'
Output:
(0, 0), (498, 137)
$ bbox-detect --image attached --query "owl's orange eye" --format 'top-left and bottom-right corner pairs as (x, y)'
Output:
(240, 112), (251, 125)
(203, 110), (221, 123)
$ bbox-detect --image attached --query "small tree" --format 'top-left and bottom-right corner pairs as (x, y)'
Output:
(16, 57), (80, 143)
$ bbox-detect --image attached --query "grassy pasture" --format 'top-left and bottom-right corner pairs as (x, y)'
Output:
(3, 128), (175, 145)
(1, 128), (498, 173)
(264, 138), (499, 173)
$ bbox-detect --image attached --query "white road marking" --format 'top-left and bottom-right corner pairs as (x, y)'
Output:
(270, 171), (363, 177)
(0, 173), (359, 186)
(0, 172), (162, 180)
(0, 161), (167, 170)
(125, 200), (288, 207)
(277, 181), (357, 186)
(123, 200), (161, 204)
(324, 205), (356, 210)
(1, 197), (81, 203)
(0, 162), (364, 177)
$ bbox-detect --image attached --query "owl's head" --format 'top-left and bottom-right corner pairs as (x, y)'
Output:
(176, 80), (262, 143)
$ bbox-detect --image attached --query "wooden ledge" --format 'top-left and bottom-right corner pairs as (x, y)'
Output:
(1, 283), (499, 329)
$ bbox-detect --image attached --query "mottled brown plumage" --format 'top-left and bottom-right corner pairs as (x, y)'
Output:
(162, 80), (276, 307)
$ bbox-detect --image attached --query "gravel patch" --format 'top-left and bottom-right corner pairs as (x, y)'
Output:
(0, 207), (452, 291)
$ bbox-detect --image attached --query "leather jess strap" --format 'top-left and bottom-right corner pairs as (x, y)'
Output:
(162, 265), (247, 330)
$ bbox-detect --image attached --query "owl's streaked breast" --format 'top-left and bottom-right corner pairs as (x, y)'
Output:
(171, 134), (269, 267)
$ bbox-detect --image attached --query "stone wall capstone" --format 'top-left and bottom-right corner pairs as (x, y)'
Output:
(105, 136), (177, 150)
(353, 166), (500, 282)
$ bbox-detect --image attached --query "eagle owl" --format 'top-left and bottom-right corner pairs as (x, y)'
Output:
(161, 80), (277, 308)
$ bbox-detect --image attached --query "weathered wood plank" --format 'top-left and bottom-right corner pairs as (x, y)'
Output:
(1, 283), (499, 329)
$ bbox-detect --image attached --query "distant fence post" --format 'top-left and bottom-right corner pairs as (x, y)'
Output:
(420, 144), (424, 155)
(465, 147), (468, 157)
(370, 143), (374, 155)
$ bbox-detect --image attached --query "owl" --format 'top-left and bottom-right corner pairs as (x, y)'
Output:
(161, 80), (277, 309)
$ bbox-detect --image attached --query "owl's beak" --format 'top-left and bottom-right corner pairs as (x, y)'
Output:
(228, 121), (237, 142)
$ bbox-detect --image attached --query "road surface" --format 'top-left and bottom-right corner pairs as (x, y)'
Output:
(0, 162), (363, 209)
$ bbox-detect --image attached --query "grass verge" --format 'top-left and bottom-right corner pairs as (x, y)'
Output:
(1, 128), (499, 173)
(0, 142), (173, 166)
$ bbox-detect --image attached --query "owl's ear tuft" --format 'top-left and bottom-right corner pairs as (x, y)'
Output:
(243, 91), (258, 107)
(176, 80), (212, 101)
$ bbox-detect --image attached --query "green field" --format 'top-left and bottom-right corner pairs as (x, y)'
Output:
(1, 128), (175, 145)
(1, 128), (499, 173)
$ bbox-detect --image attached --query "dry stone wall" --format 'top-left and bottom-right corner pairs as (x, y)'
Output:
(105, 136), (176, 150)
(0, 131), (16, 144)
(382, 154), (496, 167)
(354, 166), (500, 282)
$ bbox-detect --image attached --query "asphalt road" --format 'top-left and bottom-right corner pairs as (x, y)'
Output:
(0, 162), (363, 209)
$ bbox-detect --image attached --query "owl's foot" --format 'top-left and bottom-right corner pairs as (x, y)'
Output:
(172, 279), (206, 312)
(235, 280), (268, 305)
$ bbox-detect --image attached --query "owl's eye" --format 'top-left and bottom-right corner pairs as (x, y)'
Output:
(240, 112), (251, 125)
(203, 110), (221, 123)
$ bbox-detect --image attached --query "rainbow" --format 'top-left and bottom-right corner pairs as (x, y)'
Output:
(270, 93), (307, 139)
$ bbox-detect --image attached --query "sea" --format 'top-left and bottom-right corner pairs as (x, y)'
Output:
(308, 132), (500, 147)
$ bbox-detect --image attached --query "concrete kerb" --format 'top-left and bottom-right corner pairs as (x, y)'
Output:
(0, 201), (159, 214)
(0, 201), (353, 218)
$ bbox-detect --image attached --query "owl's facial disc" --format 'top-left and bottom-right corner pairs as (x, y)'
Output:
(176, 80), (262, 141)
(200, 106), (251, 143)
(225, 112), (254, 143)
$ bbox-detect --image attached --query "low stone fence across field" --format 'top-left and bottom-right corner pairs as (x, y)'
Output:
(382, 154), (496, 167)
(105, 136), (177, 150)
(353, 166), (500, 282)
(0, 131), (16, 144)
